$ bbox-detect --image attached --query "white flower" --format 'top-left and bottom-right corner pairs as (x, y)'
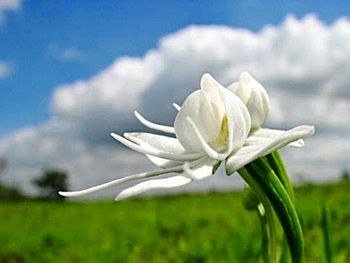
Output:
(228, 72), (304, 148)
(59, 73), (314, 200)
(228, 71), (269, 130)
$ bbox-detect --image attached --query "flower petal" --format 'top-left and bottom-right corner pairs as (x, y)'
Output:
(200, 73), (227, 118)
(225, 125), (315, 175)
(124, 132), (185, 153)
(115, 158), (215, 200)
(242, 72), (270, 130)
(115, 175), (192, 200)
(111, 133), (204, 161)
(172, 103), (181, 111)
(201, 73), (251, 151)
(227, 81), (251, 105)
(124, 132), (186, 168)
(59, 165), (185, 197)
(175, 73), (251, 156)
(183, 159), (217, 180)
(218, 85), (251, 152)
(229, 72), (270, 130)
(175, 74), (229, 152)
(185, 116), (230, 160)
(135, 111), (175, 134)
(248, 128), (305, 148)
(174, 90), (204, 152)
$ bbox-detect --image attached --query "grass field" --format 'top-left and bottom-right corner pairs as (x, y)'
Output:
(1, 182), (350, 263)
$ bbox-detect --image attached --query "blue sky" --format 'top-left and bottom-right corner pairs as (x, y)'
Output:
(1, 0), (350, 135)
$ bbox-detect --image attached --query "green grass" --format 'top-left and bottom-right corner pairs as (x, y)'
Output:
(1, 182), (350, 263)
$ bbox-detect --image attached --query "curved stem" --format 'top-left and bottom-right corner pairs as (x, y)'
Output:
(243, 158), (304, 263)
(265, 151), (295, 203)
(239, 167), (278, 263)
(256, 205), (270, 263)
(265, 150), (295, 263)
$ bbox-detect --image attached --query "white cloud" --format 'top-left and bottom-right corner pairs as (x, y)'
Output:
(2, 14), (350, 197)
(0, 61), (11, 79)
(0, 0), (21, 25)
(48, 45), (85, 62)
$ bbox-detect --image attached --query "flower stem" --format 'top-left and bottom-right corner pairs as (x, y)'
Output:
(265, 151), (298, 263)
(241, 158), (304, 263)
(265, 151), (295, 203)
(239, 167), (278, 263)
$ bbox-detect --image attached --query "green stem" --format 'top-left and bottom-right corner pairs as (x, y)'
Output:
(241, 158), (304, 263)
(265, 151), (295, 262)
(239, 167), (278, 263)
(256, 204), (270, 263)
(265, 151), (295, 203)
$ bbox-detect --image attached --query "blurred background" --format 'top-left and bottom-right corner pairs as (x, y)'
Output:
(0, 1), (350, 262)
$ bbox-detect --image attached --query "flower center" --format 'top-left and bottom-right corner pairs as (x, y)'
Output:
(211, 114), (229, 151)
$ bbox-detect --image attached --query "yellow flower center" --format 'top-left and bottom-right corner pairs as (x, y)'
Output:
(211, 115), (229, 151)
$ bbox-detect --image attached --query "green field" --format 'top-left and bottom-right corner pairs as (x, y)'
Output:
(1, 182), (350, 263)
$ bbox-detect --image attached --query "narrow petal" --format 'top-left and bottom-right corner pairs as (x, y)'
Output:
(183, 159), (216, 180)
(111, 133), (203, 161)
(59, 165), (184, 197)
(115, 175), (192, 201)
(186, 116), (229, 160)
(115, 157), (215, 200)
(124, 132), (186, 168)
(172, 103), (181, 111)
(124, 132), (185, 154)
(134, 111), (175, 134)
(225, 125), (315, 175)
(146, 155), (183, 168)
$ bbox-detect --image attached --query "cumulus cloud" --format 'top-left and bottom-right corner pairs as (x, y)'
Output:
(0, 0), (21, 25)
(1, 14), (350, 197)
(0, 61), (11, 79)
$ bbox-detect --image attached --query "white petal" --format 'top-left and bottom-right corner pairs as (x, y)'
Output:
(174, 89), (222, 152)
(240, 72), (270, 130)
(115, 158), (215, 200)
(59, 165), (184, 197)
(111, 133), (203, 161)
(124, 132), (185, 154)
(124, 132), (186, 168)
(200, 73), (226, 117)
(227, 81), (251, 105)
(134, 111), (175, 134)
(172, 103), (181, 111)
(218, 85), (251, 152)
(248, 128), (304, 148)
(115, 175), (192, 200)
(199, 74), (227, 138)
(199, 90), (222, 140)
(174, 90), (204, 152)
(225, 125), (315, 175)
(175, 74), (251, 156)
(146, 155), (182, 168)
(183, 159), (217, 180)
(186, 116), (229, 160)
